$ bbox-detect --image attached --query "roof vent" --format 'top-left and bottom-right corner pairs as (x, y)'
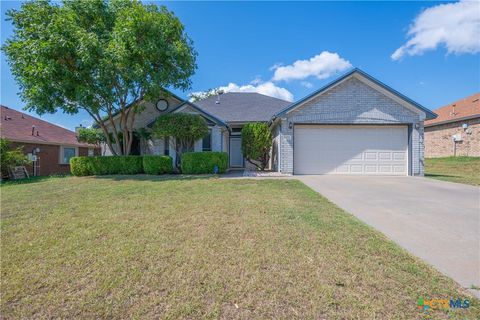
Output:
(31, 125), (36, 136)
(450, 104), (456, 117)
(215, 90), (224, 104)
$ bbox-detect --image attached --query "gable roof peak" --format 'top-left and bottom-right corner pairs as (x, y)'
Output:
(273, 68), (436, 120)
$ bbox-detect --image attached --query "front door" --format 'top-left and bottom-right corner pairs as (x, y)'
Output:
(229, 136), (243, 167)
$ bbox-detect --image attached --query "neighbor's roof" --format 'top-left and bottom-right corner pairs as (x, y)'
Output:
(425, 93), (480, 127)
(0, 105), (95, 147)
(194, 92), (291, 122)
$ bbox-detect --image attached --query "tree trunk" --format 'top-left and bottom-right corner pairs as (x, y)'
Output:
(95, 120), (117, 156)
(107, 111), (123, 155)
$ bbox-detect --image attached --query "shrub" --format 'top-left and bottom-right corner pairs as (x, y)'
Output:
(70, 156), (143, 176)
(181, 152), (228, 174)
(241, 123), (272, 170)
(143, 156), (173, 175)
(70, 157), (92, 176)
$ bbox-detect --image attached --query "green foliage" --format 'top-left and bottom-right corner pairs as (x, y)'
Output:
(0, 139), (30, 177)
(2, 0), (197, 155)
(152, 113), (209, 169)
(134, 128), (152, 154)
(152, 113), (209, 142)
(134, 128), (152, 141)
(241, 123), (272, 170)
(70, 156), (143, 176)
(181, 152), (228, 174)
(143, 156), (173, 175)
(77, 128), (104, 146)
(189, 88), (224, 102)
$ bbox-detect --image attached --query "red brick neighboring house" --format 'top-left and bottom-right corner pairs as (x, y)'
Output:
(424, 93), (480, 158)
(0, 105), (100, 176)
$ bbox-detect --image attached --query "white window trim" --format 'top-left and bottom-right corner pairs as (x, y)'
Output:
(59, 146), (78, 164)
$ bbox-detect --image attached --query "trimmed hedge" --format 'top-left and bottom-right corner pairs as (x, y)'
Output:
(181, 152), (228, 174)
(70, 156), (143, 176)
(143, 156), (173, 175)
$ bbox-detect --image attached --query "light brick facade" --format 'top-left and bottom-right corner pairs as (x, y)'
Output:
(425, 117), (480, 157)
(275, 77), (426, 176)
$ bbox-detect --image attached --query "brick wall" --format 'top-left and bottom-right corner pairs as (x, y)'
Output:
(425, 117), (480, 157)
(10, 142), (99, 176)
(278, 77), (425, 175)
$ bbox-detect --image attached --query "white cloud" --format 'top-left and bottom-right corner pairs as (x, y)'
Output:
(300, 81), (313, 88)
(392, 1), (480, 60)
(269, 63), (283, 71)
(218, 81), (294, 101)
(271, 51), (352, 82)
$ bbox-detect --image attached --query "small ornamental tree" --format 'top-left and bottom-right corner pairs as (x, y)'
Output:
(78, 127), (104, 146)
(152, 113), (208, 171)
(0, 139), (30, 178)
(241, 123), (272, 171)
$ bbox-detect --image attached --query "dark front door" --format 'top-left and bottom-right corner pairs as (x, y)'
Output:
(130, 135), (141, 155)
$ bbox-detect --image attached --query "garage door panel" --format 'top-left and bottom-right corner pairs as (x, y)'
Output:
(294, 125), (408, 175)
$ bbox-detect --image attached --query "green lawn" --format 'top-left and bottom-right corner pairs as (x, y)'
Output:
(425, 157), (480, 186)
(1, 176), (478, 319)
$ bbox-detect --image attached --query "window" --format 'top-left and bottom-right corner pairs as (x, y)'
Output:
(61, 146), (76, 164)
(88, 148), (94, 156)
(231, 127), (242, 135)
(202, 130), (212, 151)
(164, 137), (170, 156)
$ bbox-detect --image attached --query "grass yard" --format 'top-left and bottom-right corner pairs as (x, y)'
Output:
(1, 176), (478, 319)
(425, 156), (480, 186)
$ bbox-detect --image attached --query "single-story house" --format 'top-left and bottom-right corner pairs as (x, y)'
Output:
(103, 68), (437, 176)
(0, 105), (100, 176)
(424, 93), (479, 157)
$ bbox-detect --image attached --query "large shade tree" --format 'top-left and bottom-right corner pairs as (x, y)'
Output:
(2, 0), (197, 155)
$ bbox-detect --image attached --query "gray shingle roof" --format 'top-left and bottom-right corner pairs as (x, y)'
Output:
(193, 92), (291, 123)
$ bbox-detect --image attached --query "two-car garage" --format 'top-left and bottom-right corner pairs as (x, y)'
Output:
(293, 125), (409, 175)
(272, 69), (436, 176)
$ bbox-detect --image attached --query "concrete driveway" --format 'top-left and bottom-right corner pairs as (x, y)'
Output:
(297, 175), (480, 297)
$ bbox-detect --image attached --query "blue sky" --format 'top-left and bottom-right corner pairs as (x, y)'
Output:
(1, 1), (479, 130)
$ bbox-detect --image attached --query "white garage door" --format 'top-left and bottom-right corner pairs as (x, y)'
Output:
(294, 125), (408, 175)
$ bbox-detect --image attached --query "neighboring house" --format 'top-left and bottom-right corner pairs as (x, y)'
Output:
(102, 68), (437, 176)
(424, 93), (480, 158)
(0, 105), (100, 176)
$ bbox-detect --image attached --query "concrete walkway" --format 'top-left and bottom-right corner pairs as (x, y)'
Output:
(296, 175), (480, 298)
